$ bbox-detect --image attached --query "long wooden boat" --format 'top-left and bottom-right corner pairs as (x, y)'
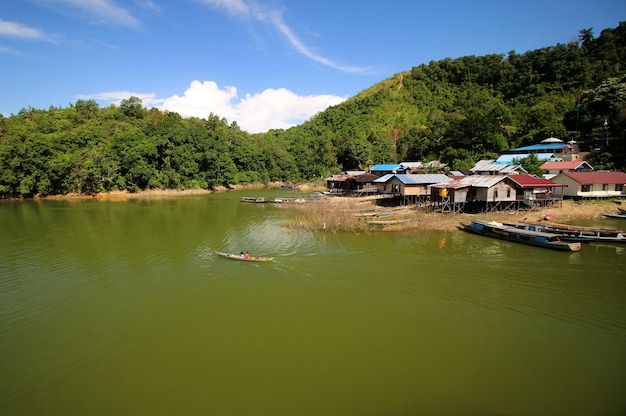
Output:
(517, 220), (626, 243)
(458, 220), (581, 252)
(502, 222), (595, 243)
(216, 252), (274, 262)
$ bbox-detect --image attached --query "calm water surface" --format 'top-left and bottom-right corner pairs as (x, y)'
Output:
(1, 190), (625, 415)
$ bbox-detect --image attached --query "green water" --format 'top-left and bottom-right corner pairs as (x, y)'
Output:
(1, 190), (625, 415)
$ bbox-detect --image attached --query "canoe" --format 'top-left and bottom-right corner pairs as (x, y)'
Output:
(216, 252), (274, 262)
(458, 220), (581, 252)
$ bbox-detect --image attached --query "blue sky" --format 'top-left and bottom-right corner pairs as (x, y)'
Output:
(1, 0), (624, 133)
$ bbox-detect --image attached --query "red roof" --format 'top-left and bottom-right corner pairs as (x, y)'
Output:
(561, 171), (626, 185)
(540, 160), (592, 170)
(507, 174), (565, 188)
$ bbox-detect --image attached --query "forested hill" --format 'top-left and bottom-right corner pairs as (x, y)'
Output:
(1, 23), (625, 198)
(274, 22), (626, 173)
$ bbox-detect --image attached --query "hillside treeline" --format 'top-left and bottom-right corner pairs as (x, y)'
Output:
(1, 23), (625, 198)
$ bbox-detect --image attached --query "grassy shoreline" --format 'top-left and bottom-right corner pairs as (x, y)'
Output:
(278, 196), (625, 233)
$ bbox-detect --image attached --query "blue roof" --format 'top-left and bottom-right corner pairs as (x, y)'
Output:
(495, 153), (560, 165)
(370, 164), (402, 171)
(373, 174), (451, 184)
(510, 143), (569, 152)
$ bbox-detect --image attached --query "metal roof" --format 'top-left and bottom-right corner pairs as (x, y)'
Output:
(496, 153), (560, 164)
(373, 174), (452, 185)
(471, 162), (527, 174)
(509, 143), (570, 152)
(370, 164), (402, 171)
(557, 171), (626, 185)
(507, 174), (566, 188)
(540, 161), (593, 170)
(432, 175), (507, 189)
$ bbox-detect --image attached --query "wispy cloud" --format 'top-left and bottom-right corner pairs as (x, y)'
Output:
(43, 0), (141, 28)
(81, 80), (347, 133)
(198, 0), (369, 74)
(0, 19), (58, 43)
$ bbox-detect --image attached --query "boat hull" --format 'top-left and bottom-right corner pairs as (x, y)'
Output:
(216, 252), (274, 262)
(459, 220), (581, 252)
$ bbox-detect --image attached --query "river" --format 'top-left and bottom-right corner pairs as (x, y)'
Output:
(1, 189), (625, 415)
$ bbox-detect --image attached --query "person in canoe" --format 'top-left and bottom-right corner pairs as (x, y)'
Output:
(244, 251), (250, 259)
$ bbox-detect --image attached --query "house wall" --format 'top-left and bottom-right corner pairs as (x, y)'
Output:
(484, 183), (517, 202)
(554, 174), (625, 198)
(554, 175), (579, 197)
(453, 189), (468, 203)
(402, 185), (429, 196)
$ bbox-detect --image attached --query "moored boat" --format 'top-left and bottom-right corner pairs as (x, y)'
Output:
(517, 220), (626, 243)
(216, 251), (274, 262)
(458, 220), (581, 252)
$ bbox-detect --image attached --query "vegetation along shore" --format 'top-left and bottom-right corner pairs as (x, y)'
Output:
(278, 196), (624, 233)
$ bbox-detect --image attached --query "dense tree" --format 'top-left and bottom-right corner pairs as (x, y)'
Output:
(1, 22), (625, 198)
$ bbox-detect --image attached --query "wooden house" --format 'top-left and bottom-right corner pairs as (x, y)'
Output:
(431, 175), (519, 213)
(325, 171), (378, 196)
(373, 173), (451, 205)
(551, 171), (626, 200)
(506, 174), (566, 209)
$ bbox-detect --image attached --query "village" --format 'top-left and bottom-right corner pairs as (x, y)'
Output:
(324, 136), (626, 214)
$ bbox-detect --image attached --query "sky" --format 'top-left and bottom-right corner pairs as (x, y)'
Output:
(1, 1), (624, 133)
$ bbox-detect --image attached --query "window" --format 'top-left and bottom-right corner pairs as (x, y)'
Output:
(581, 185), (591, 192)
(616, 184), (624, 192)
(506, 189), (511, 198)
(602, 184), (609, 191)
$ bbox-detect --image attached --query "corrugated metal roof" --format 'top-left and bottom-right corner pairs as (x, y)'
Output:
(507, 174), (566, 188)
(471, 162), (526, 174)
(373, 174), (452, 185)
(559, 171), (626, 185)
(459, 175), (507, 187)
(434, 175), (507, 189)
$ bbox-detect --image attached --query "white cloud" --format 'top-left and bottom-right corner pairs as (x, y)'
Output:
(160, 80), (346, 133)
(0, 19), (57, 43)
(80, 80), (346, 133)
(44, 0), (140, 28)
(197, 0), (369, 74)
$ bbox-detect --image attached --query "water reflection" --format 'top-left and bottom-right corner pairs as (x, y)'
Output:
(1, 193), (625, 415)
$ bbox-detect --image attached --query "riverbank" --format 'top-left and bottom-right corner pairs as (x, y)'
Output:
(35, 182), (325, 200)
(278, 196), (625, 232)
(28, 186), (625, 233)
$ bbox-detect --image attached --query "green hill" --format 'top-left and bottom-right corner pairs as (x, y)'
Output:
(1, 23), (625, 198)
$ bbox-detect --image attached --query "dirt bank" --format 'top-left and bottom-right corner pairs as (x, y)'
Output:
(36, 181), (325, 200)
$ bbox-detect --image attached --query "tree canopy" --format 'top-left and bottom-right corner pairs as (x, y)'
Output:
(1, 22), (625, 198)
